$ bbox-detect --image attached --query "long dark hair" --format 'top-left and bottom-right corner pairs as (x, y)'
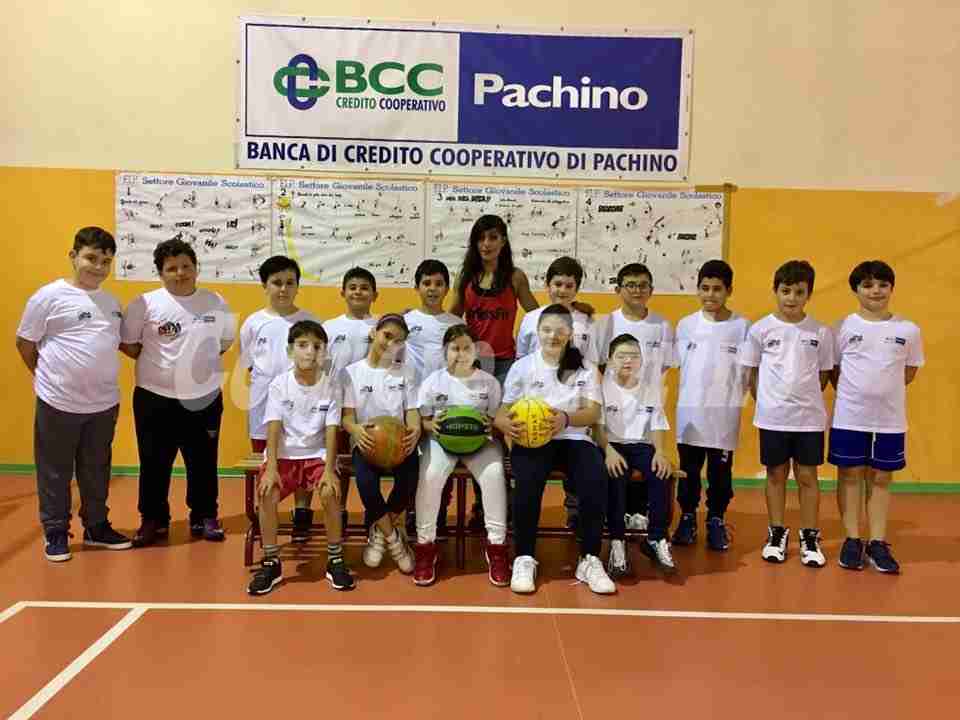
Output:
(538, 304), (584, 381)
(457, 214), (514, 307)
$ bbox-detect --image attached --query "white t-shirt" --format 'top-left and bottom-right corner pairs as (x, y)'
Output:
(601, 374), (670, 446)
(502, 351), (602, 443)
(121, 287), (236, 400)
(740, 314), (835, 432)
(832, 313), (924, 433)
(676, 310), (752, 451)
(516, 306), (600, 364)
(323, 314), (377, 381)
(240, 308), (319, 439)
(263, 370), (340, 460)
(342, 358), (420, 424)
(16, 279), (122, 414)
(418, 368), (502, 418)
(403, 309), (462, 380)
(596, 308), (678, 371)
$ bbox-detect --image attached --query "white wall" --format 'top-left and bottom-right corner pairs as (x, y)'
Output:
(2, 0), (958, 190)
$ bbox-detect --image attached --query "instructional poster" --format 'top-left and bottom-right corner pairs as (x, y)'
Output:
(576, 188), (724, 293)
(429, 183), (577, 287)
(114, 173), (272, 282)
(273, 178), (425, 287)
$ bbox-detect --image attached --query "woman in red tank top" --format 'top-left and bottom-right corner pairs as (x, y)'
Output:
(450, 215), (539, 385)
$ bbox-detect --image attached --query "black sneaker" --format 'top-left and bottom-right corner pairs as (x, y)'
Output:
(44, 529), (72, 562)
(83, 522), (132, 550)
(325, 557), (356, 591)
(132, 520), (169, 548)
(671, 513), (697, 545)
(247, 557), (283, 595)
(866, 540), (900, 574)
(705, 517), (729, 551)
(292, 508), (314, 543)
(189, 520), (204, 538)
(838, 537), (865, 570)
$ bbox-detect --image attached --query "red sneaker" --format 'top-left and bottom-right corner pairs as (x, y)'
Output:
(485, 542), (511, 587)
(413, 542), (438, 586)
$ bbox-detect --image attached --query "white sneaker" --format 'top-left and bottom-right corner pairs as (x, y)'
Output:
(799, 528), (826, 568)
(625, 513), (649, 532)
(761, 526), (789, 563)
(510, 555), (538, 594)
(575, 554), (617, 594)
(386, 529), (414, 574)
(606, 539), (631, 578)
(363, 526), (386, 568)
(643, 539), (677, 575)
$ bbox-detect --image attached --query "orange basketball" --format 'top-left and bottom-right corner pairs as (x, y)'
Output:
(362, 415), (407, 470)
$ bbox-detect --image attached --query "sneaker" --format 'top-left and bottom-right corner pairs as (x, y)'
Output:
(838, 537), (865, 571)
(291, 508), (314, 543)
(606, 539), (631, 578)
(201, 518), (225, 542)
(671, 513), (697, 545)
(83, 522), (132, 550)
(386, 529), (414, 574)
(413, 542), (439, 586)
(706, 517), (730, 552)
(325, 557), (356, 591)
(485, 542), (511, 587)
(247, 557), (282, 595)
(363, 526), (386, 568)
(761, 525), (789, 563)
(575, 554), (617, 594)
(189, 520), (205, 538)
(132, 519), (169, 548)
(799, 528), (826, 568)
(44, 529), (72, 562)
(625, 513), (649, 532)
(642, 538), (677, 575)
(866, 540), (901, 574)
(510, 555), (538, 594)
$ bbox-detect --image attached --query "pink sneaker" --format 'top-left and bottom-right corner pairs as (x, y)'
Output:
(485, 542), (511, 587)
(413, 542), (438, 586)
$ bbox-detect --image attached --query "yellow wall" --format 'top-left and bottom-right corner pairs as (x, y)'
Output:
(3, 167), (958, 480)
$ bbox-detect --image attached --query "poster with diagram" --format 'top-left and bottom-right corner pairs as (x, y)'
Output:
(429, 183), (577, 287)
(273, 178), (425, 287)
(114, 173), (272, 282)
(576, 188), (725, 293)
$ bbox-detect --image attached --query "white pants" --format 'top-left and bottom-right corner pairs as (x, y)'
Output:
(416, 436), (507, 544)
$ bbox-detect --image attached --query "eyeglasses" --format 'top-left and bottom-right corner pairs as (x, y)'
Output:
(621, 282), (652, 292)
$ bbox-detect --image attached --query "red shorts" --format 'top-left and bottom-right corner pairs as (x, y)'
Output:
(258, 457), (326, 500)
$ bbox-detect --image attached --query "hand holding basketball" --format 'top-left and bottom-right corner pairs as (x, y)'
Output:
(361, 416), (407, 470)
(402, 423), (420, 456)
(509, 397), (554, 448)
(494, 410), (524, 442)
(352, 423), (376, 453)
(547, 408), (567, 438)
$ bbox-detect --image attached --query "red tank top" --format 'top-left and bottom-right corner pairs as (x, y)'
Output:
(463, 280), (518, 359)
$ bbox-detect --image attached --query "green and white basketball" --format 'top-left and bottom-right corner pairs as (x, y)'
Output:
(436, 405), (488, 455)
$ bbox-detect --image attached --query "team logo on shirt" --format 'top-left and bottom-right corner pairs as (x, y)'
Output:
(282, 400), (295, 410)
(575, 380), (587, 388)
(435, 393), (448, 404)
(256, 337), (268, 346)
(332, 334), (347, 345)
(409, 325), (423, 334)
(800, 338), (819, 348)
(647, 340), (662, 349)
(532, 380), (545, 389)
(605, 404), (620, 414)
(725, 345), (738, 354)
(466, 308), (509, 322)
(200, 315), (217, 324)
(478, 392), (489, 400)
(686, 341), (697, 351)
(884, 336), (906, 346)
(387, 381), (406, 391)
(849, 334), (864, 345)
(765, 338), (781, 349)
(158, 321), (182, 338)
(645, 406), (655, 413)
(360, 385), (374, 393)
(112, 311), (123, 319)
(78, 311), (92, 321)
(310, 404), (329, 414)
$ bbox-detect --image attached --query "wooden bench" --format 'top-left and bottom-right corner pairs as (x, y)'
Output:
(238, 453), (682, 568)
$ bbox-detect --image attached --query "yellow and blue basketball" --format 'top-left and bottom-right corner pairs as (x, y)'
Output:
(510, 397), (554, 448)
(436, 405), (488, 455)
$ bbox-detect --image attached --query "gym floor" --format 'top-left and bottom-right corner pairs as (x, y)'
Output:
(2, 473), (958, 719)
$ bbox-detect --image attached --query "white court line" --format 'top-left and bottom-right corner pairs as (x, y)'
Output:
(0, 601), (27, 624)
(16, 600), (960, 624)
(8, 608), (146, 720)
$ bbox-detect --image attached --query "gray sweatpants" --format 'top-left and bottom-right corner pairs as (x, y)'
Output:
(34, 398), (119, 533)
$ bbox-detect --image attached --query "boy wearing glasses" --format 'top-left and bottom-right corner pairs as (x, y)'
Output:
(596, 263), (677, 533)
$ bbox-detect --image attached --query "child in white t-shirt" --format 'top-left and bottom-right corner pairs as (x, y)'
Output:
(740, 260), (834, 568)
(323, 267), (380, 382)
(415, 325), (509, 587)
(404, 259), (462, 380)
(673, 260), (751, 551)
(240, 255), (319, 541)
(247, 320), (354, 595)
(595, 262), (677, 533)
(341, 314), (421, 576)
(495, 304), (615, 596)
(829, 260), (924, 574)
(15, 227), (132, 561)
(594, 334), (676, 576)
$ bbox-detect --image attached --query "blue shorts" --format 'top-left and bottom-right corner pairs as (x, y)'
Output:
(828, 428), (906, 471)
